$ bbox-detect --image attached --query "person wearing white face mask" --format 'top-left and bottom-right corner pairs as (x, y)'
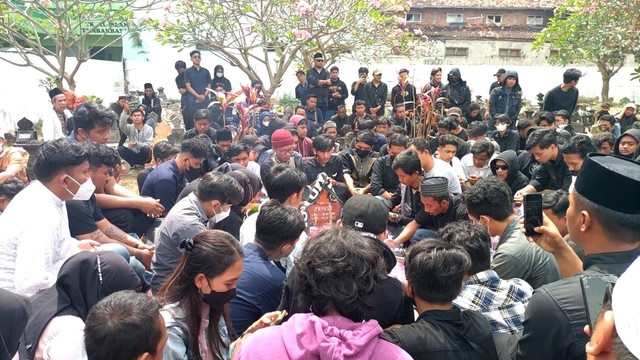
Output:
(212, 64), (232, 92)
(0, 139), (101, 297)
(490, 114), (519, 152)
(150, 172), (244, 294)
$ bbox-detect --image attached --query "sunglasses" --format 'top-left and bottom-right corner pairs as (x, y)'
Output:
(494, 164), (508, 170)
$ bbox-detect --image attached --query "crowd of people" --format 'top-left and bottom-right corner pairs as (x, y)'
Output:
(1, 51), (640, 360)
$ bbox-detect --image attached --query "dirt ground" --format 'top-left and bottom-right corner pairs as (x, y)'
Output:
(118, 166), (144, 195)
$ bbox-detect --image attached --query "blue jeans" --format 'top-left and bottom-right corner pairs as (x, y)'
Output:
(411, 229), (438, 244)
(99, 243), (151, 287)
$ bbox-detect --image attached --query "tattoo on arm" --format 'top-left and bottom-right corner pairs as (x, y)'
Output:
(87, 230), (107, 243)
(103, 225), (129, 243)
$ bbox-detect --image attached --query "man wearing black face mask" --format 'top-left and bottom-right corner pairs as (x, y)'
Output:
(229, 200), (305, 336)
(371, 134), (408, 207)
(150, 172), (244, 294)
(142, 138), (210, 216)
(342, 130), (379, 196)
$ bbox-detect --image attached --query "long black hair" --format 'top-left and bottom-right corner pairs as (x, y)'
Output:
(158, 230), (243, 360)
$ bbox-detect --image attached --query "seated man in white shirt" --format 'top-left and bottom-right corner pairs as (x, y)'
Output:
(460, 140), (497, 189)
(434, 134), (466, 182)
(0, 138), (98, 296)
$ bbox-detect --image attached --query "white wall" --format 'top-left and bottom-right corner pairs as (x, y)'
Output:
(2, 34), (639, 134)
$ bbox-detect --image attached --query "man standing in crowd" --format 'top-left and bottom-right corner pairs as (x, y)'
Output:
(184, 50), (211, 131)
(141, 83), (162, 122)
(443, 68), (471, 116)
(326, 66), (348, 120)
(490, 68), (506, 93)
(391, 68), (417, 114)
(294, 70), (308, 105)
(543, 68), (582, 114)
(306, 52), (330, 120)
(174, 60), (190, 130)
(365, 69), (388, 118)
(514, 154), (640, 360)
(489, 70), (522, 129)
(351, 67), (369, 113)
(43, 87), (70, 141)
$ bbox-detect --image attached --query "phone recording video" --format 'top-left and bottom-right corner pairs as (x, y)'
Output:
(524, 193), (543, 236)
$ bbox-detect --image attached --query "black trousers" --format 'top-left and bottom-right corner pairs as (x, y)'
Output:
(101, 208), (154, 237)
(118, 145), (151, 166)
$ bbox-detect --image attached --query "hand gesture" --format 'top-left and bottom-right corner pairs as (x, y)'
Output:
(520, 212), (566, 255)
(139, 197), (164, 218)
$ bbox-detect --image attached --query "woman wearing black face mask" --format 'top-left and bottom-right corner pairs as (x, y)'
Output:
(158, 230), (279, 360)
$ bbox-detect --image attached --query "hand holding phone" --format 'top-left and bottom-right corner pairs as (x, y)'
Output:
(580, 275), (617, 337)
(524, 193), (543, 236)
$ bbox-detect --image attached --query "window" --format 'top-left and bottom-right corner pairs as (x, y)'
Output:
(499, 48), (521, 57)
(447, 13), (464, 23)
(527, 15), (543, 25)
(445, 47), (469, 56)
(406, 13), (422, 23)
(486, 15), (502, 25)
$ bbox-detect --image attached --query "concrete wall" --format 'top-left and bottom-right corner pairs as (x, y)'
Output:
(1, 33), (639, 134)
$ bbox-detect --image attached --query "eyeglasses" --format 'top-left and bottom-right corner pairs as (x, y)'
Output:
(494, 164), (508, 170)
(276, 147), (294, 154)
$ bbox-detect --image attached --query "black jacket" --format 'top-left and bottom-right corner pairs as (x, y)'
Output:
(443, 68), (471, 115)
(381, 307), (498, 360)
(490, 150), (529, 195)
(370, 155), (400, 197)
(528, 150), (572, 191)
(391, 82), (418, 111)
(614, 129), (640, 160)
(490, 129), (520, 153)
(327, 78), (349, 110)
(364, 81), (388, 116)
(306, 67), (330, 105)
(514, 248), (640, 360)
(489, 70), (522, 125)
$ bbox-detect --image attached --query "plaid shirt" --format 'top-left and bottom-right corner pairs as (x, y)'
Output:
(453, 270), (533, 334)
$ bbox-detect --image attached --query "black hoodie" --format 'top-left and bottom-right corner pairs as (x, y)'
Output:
(212, 65), (232, 92)
(490, 150), (529, 195)
(614, 129), (640, 161)
(443, 68), (471, 116)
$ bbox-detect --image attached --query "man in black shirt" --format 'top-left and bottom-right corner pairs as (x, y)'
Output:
(350, 67), (369, 113)
(184, 50), (212, 131)
(330, 105), (350, 136)
(326, 66), (348, 120)
(388, 176), (469, 248)
(294, 70), (307, 105)
(304, 134), (348, 202)
(391, 68), (417, 113)
(306, 52), (330, 120)
(542, 68), (582, 114)
(370, 134), (408, 206)
(515, 129), (572, 197)
(365, 69), (388, 118)
(381, 240), (498, 360)
(514, 154), (640, 360)
(489, 68), (506, 93)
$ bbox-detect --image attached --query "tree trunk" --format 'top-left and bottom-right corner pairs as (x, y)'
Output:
(596, 61), (611, 102)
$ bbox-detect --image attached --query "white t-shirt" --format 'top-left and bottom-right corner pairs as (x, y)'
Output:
(424, 158), (463, 195)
